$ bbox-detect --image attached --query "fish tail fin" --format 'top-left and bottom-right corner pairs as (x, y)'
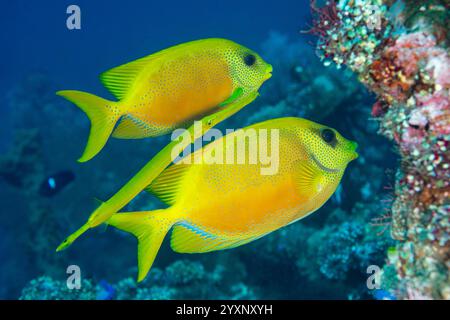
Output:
(107, 209), (175, 282)
(56, 90), (122, 162)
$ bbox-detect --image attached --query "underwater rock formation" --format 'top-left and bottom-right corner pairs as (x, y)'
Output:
(0, 128), (63, 276)
(8, 73), (83, 136)
(0, 129), (44, 189)
(0, 74), (94, 296)
(310, 0), (449, 299)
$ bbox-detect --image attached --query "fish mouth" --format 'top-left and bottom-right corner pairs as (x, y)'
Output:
(263, 64), (273, 81)
(311, 154), (341, 173)
(263, 72), (272, 81)
(349, 141), (359, 161)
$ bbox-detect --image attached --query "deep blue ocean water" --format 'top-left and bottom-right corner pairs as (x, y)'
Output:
(1, 0), (311, 150)
(0, 0), (397, 299)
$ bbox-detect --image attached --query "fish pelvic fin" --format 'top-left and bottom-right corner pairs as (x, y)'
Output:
(56, 90), (122, 162)
(107, 209), (175, 282)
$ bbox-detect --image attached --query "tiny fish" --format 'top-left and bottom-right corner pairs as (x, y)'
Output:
(105, 117), (358, 281)
(57, 38), (272, 162)
(96, 280), (116, 300)
(39, 170), (75, 197)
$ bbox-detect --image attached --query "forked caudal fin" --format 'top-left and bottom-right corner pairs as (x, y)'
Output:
(107, 209), (175, 282)
(56, 90), (121, 162)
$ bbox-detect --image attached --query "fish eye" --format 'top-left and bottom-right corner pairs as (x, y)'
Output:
(244, 53), (256, 66)
(321, 128), (336, 145)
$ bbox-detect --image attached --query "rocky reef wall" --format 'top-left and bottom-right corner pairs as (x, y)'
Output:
(310, 0), (449, 299)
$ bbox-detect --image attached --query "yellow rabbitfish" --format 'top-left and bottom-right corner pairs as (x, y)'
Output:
(106, 117), (359, 281)
(57, 38), (272, 162)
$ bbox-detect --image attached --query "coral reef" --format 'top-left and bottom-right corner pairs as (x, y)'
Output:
(20, 276), (98, 300)
(20, 260), (257, 300)
(310, 0), (449, 299)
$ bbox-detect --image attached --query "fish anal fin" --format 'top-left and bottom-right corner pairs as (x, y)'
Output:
(145, 163), (190, 205)
(112, 114), (167, 139)
(107, 209), (172, 282)
(170, 221), (258, 253)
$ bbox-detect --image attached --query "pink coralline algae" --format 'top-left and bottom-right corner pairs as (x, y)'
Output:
(310, 0), (449, 299)
(369, 32), (450, 104)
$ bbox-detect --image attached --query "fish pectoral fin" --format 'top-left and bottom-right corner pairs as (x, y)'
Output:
(218, 87), (244, 107)
(93, 197), (104, 205)
(294, 159), (323, 197)
(107, 209), (173, 282)
(170, 221), (259, 253)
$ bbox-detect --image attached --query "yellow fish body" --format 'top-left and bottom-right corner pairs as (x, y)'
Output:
(57, 38), (272, 162)
(107, 117), (358, 281)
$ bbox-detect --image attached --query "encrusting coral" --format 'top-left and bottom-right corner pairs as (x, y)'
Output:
(310, 0), (449, 299)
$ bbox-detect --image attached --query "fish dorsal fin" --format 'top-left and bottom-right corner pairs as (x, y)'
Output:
(145, 163), (190, 205)
(99, 39), (219, 100)
(100, 54), (163, 100)
(170, 221), (261, 253)
(294, 159), (323, 197)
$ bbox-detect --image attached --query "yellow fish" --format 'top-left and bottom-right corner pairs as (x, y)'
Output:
(105, 117), (358, 281)
(57, 38), (272, 162)
(56, 92), (259, 251)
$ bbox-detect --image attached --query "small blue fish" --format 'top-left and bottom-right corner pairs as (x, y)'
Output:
(39, 170), (75, 197)
(96, 280), (115, 300)
(373, 289), (396, 300)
